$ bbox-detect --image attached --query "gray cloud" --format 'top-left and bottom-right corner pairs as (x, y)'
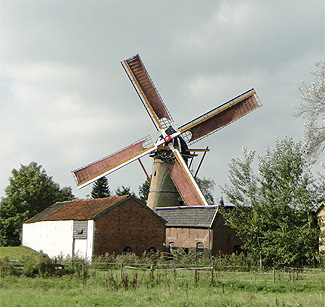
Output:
(1, 0), (324, 200)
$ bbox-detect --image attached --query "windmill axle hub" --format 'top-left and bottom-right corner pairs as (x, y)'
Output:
(163, 135), (172, 143)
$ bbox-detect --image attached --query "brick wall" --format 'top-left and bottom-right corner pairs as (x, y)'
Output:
(165, 214), (242, 257)
(211, 213), (242, 255)
(166, 227), (212, 257)
(93, 198), (166, 256)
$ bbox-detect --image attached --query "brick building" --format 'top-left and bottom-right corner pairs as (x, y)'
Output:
(22, 195), (166, 260)
(156, 206), (241, 257)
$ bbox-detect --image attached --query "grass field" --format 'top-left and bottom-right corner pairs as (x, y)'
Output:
(0, 276), (323, 307)
(0, 247), (324, 306)
(0, 267), (324, 306)
(0, 246), (39, 261)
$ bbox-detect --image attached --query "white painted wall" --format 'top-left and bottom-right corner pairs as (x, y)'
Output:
(22, 220), (94, 260)
(86, 220), (94, 259)
(22, 220), (74, 259)
(74, 239), (87, 258)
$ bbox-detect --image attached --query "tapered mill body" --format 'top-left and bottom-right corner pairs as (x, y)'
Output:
(147, 157), (181, 209)
(147, 135), (192, 209)
(72, 54), (261, 208)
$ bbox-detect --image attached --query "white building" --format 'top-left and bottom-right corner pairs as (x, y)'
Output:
(22, 195), (166, 260)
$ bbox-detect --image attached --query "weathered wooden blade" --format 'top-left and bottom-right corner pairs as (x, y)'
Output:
(179, 89), (260, 144)
(165, 148), (208, 206)
(73, 137), (155, 188)
(122, 54), (173, 130)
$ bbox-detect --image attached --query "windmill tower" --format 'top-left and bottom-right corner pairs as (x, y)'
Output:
(72, 54), (260, 209)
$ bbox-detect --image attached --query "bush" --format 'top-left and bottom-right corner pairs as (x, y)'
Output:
(0, 256), (22, 276)
(21, 255), (57, 277)
(212, 253), (257, 271)
(62, 256), (88, 278)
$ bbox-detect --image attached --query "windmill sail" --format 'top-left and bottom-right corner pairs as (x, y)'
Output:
(122, 54), (173, 130)
(179, 89), (260, 144)
(73, 54), (261, 211)
(165, 148), (208, 206)
(73, 136), (155, 188)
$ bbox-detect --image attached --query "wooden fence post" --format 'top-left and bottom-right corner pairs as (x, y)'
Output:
(121, 263), (124, 279)
(81, 261), (85, 285)
(211, 268), (214, 284)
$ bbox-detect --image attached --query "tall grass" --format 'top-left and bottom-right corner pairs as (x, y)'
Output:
(0, 269), (324, 307)
(1, 249), (324, 306)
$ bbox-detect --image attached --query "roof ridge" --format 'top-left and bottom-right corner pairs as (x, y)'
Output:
(156, 205), (218, 210)
(25, 195), (130, 223)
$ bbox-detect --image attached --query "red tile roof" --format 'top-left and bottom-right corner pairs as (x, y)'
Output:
(31, 195), (129, 222)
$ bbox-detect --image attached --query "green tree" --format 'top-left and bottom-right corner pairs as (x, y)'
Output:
(91, 177), (110, 198)
(115, 185), (135, 196)
(138, 178), (151, 203)
(0, 162), (74, 246)
(195, 177), (215, 206)
(294, 60), (325, 159)
(221, 137), (322, 267)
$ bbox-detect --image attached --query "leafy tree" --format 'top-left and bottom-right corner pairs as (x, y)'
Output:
(221, 137), (322, 267)
(195, 177), (215, 206)
(115, 185), (135, 196)
(91, 177), (110, 199)
(0, 162), (74, 246)
(294, 60), (325, 159)
(138, 178), (151, 203)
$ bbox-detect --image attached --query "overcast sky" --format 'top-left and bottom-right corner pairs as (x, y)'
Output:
(1, 0), (324, 201)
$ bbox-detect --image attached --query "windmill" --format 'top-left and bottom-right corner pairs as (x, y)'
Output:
(72, 54), (260, 209)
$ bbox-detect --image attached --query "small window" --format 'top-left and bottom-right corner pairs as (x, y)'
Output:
(169, 242), (175, 249)
(73, 221), (87, 239)
(123, 246), (133, 253)
(196, 242), (204, 253)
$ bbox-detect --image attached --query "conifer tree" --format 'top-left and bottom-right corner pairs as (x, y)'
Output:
(115, 185), (135, 196)
(91, 177), (110, 199)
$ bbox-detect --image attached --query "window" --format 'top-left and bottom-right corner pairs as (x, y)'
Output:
(73, 221), (87, 239)
(196, 242), (204, 257)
